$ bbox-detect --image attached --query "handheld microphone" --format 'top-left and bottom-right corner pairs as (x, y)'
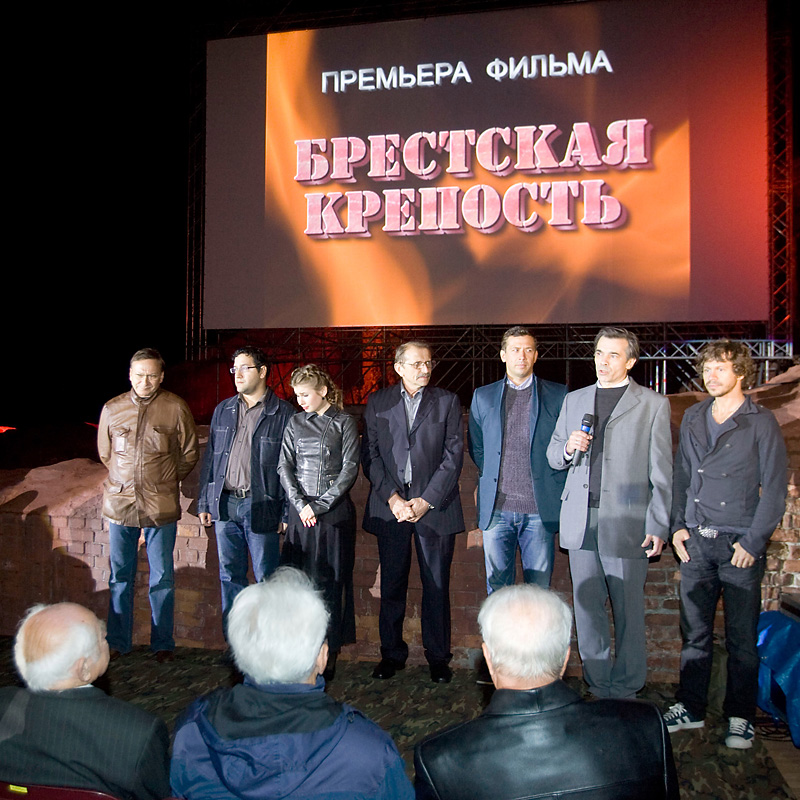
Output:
(574, 413), (595, 466)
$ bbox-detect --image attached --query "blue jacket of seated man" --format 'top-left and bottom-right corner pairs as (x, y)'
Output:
(170, 677), (414, 800)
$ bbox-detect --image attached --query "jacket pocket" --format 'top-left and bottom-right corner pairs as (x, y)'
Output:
(150, 425), (177, 453)
(104, 478), (127, 494)
(110, 427), (130, 454)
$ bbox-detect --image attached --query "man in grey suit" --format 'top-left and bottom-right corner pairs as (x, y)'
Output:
(547, 327), (672, 699)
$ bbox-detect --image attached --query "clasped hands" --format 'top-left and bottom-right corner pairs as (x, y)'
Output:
(389, 492), (431, 523)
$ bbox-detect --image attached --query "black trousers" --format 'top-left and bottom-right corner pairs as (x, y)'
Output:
(281, 497), (356, 652)
(676, 532), (765, 722)
(376, 521), (455, 666)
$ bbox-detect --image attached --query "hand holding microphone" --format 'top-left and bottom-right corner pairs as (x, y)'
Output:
(568, 413), (595, 465)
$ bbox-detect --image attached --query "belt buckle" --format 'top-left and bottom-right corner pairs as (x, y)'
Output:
(697, 525), (719, 539)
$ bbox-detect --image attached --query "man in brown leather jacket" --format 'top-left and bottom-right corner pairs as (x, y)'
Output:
(414, 584), (678, 800)
(98, 348), (198, 662)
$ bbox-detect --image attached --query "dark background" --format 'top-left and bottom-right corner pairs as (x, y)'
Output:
(2, 0), (794, 461)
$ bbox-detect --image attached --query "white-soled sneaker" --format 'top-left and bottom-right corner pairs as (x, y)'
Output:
(725, 717), (755, 749)
(663, 702), (705, 733)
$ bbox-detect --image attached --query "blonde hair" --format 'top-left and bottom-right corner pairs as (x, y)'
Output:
(290, 364), (343, 409)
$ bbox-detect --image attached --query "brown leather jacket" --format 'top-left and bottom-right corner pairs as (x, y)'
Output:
(98, 388), (199, 527)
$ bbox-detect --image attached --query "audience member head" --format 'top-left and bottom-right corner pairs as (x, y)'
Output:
(14, 603), (110, 692)
(227, 567), (330, 685)
(478, 584), (572, 690)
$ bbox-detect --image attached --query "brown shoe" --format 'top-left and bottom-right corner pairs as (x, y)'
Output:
(109, 649), (123, 662)
(155, 650), (174, 664)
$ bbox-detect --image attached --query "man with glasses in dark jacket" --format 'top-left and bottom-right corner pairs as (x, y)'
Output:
(198, 346), (294, 634)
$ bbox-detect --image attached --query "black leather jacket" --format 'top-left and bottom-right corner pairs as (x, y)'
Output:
(414, 680), (678, 800)
(278, 407), (359, 516)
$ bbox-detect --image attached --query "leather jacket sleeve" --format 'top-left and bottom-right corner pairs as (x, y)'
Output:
(278, 418), (305, 512)
(312, 413), (359, 514)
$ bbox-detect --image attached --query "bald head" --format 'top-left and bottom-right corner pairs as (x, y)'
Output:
(15, 603), (109, 691)
(478, 585), (572, 690)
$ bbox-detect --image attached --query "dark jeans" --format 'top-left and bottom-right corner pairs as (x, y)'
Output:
(676, 532), (764, 722)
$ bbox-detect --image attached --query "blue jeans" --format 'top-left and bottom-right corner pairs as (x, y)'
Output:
(107, 522), (176, 653)
(676, 532), (765, 722)
(482, 511), (553, 593)
(215, 493), (281, 632)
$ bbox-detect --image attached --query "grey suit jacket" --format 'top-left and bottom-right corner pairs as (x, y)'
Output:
(546, 379), (672, 558)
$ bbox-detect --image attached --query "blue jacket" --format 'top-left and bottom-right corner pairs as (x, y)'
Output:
(197, 390), (295, 533)
(469, 377), (567, 533)
(170, 679), (414, 800)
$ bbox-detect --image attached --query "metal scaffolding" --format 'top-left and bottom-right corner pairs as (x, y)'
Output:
(202, 324), (794, 407)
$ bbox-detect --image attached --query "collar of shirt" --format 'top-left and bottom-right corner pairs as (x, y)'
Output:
(595, 377), (630, 389)
(238, 393), (265, 414)
(506, 374), (534, 391)
(400, 385), (425, 403)
(130, 388), (160, 407)
(304, 405), (337, 421)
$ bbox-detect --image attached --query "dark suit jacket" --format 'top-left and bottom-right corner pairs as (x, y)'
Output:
(0, 686), (170, 800)
(414, 680), (678, 800)
(468, 376), (567, 532)
(361, 384), (464, 537)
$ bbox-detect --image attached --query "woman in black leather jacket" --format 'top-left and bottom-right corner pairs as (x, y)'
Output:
(278, 365), (360, 680)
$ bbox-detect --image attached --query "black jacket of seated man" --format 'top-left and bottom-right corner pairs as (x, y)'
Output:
(414, 679), (678, 800)
(0, 685), (170, 799)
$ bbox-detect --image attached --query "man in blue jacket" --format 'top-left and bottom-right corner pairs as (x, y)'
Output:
(664, 340), (787, 749)
(198, 347), (294, 633)
(469, 327), (567, 593)
(171, 568), (414, 800)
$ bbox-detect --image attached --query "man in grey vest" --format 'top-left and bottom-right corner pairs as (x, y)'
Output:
(469, 326), (567, 593)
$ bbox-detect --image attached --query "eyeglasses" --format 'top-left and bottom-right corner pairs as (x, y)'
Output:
(229, 365), (260, 374)
(399, 360), (436, 370)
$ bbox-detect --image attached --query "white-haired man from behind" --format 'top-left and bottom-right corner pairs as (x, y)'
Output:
(0, 603), (170, 799)
(170, 567), (414, 800)
(414, 585), (679, 800)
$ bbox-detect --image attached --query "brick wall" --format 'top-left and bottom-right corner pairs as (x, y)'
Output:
(1, 387), (797, 685)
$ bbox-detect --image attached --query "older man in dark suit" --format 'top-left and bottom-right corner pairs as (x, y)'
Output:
(362, 340), (465, 684)
(0, 603), (170, 799)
